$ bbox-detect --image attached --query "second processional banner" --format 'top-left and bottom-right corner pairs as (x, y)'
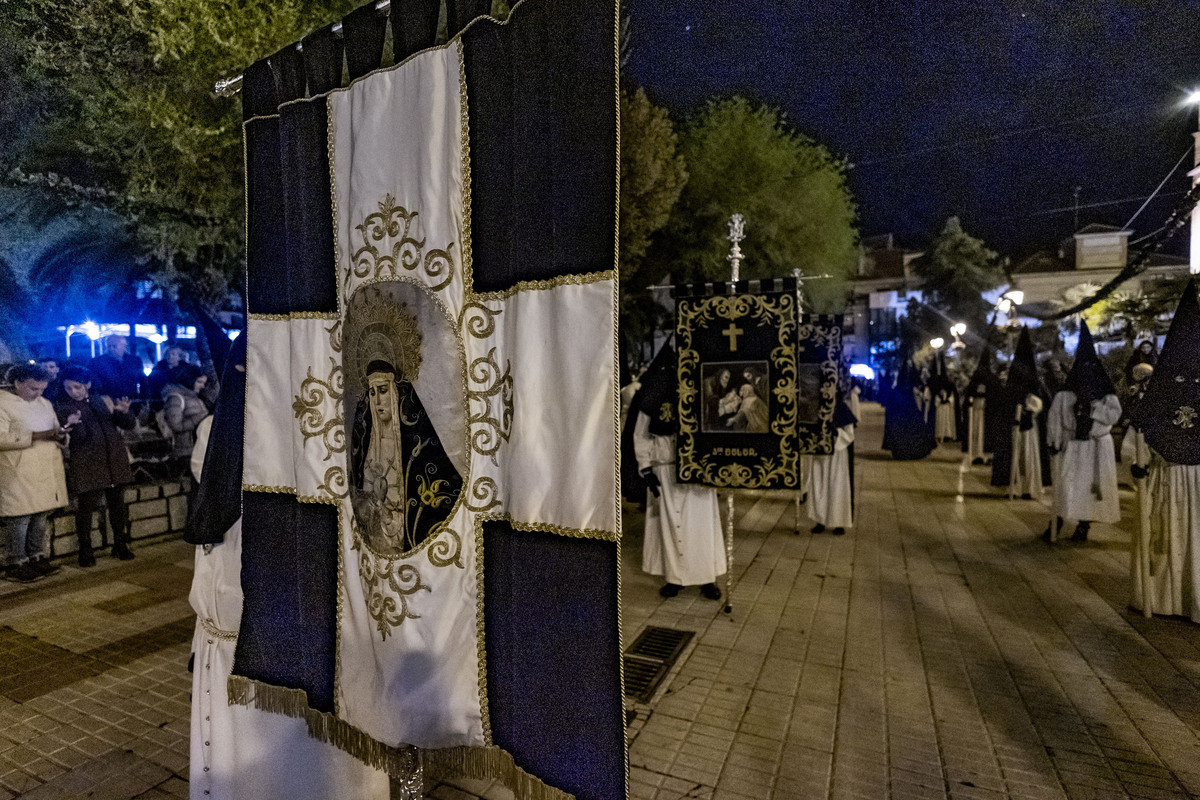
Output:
(675, 280), (843, 489)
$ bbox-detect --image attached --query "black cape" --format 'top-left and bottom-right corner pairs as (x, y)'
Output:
(620, 343), (676, 503)
(884, 361), (936, 461)
(991, 327), (1052, 487)
(1131, 278), (1200, 465)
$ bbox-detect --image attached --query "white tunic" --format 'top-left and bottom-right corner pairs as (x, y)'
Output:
(1046, 392), (1121, 523)
(633, 412), (726, 586)
(1010, 394), (1044, 498)
(810, 424), (854, 528)
(190, 419), (387, 800)
(1130, 457), (1200, 622)
(935, 396), (956, 441)
(188, 521), (391, 800)
(966, 398), (987, 461)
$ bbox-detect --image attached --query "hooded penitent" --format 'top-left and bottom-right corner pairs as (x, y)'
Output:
(991, 326), (1051, 487)
(1007, 327), (1042, 431)
(620, 343), (675, 503)
(1062, 320), (1117, 440)
(186, 333), (245, 545)
(883, 345), (936, 461)
(633, 343), (678, 438)
(1132, 279), (1200, 465)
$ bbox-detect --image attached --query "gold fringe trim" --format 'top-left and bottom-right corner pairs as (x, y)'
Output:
(227, 675), (573, 800)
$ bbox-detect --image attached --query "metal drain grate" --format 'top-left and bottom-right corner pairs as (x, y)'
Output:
(623, 626), (694, 703)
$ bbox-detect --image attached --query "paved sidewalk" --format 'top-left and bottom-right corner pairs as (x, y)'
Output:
(623, 404), (1200, 800)
(2, 402), (1200, 798)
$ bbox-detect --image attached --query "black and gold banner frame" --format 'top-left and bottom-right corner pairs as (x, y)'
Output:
(794, 313), (844, 455)
(675, 280), (799, 489)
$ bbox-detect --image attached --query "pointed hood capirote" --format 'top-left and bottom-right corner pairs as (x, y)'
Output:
(1006, 327), (1042, 402)
(1063, 320), (1117, 399)
(964, 336), (998, 399)
(633, 342), (678, 437)
(1132, 279), (1200, 465)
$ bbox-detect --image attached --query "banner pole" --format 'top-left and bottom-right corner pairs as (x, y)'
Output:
(722, 214), (744, 615)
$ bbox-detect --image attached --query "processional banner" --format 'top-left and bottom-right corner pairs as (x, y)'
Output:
(675, 280), (843, 489)
(226, 1), (623, 798)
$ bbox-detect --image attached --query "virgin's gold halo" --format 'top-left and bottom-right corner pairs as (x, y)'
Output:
(343, 287), (423, 403)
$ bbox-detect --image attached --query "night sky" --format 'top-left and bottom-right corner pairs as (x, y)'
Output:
(623, 1), (1200, 259)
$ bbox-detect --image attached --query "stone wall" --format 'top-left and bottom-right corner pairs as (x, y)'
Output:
(47, 478), (193, 559)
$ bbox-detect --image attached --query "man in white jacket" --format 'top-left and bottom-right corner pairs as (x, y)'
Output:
(1043, 322), (1121, 542)
(0, 363), (71, 582)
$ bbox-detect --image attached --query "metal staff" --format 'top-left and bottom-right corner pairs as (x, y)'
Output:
(722, 213), (744, 615)
(1135, 428), (1153, 618)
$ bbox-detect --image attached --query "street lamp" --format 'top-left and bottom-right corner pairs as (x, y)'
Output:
(1185, 90), (1200, 274)
(930, 337), (945, 350)
(950, 323), (967, 337)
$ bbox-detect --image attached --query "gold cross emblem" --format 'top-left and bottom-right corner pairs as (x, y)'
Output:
(722, 322), (744, 351)
(1173, 405), (1197, 429)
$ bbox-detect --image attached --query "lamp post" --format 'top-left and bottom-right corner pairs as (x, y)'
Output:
(1186, 90), (1200, 274)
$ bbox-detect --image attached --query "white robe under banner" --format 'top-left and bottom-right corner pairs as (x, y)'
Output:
(188, 521), (391, 800)
(1130, 456), (1200, 622)
(633, 412), (726, 586)
(1046, 391), (1121, 524)
(809, 423), (854, 529)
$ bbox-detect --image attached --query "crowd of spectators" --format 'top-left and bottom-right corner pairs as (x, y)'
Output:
(0, 333), (219, 582)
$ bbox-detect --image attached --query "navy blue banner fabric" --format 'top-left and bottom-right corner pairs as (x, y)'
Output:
(279, 95), (338, 312)
(391, 0), (441, 61)
(235, 492), (340, 713)
(301, 27), (344, 94)
(484, 524), (624, 800)
(461, 0), (616, 292)
(343, 3), (389, 81)
(446, 0), (491, 38)
(467, 2), (623, 797)
(242, 59), (288, 316)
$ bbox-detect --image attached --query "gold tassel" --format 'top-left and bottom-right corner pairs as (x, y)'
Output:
(225, 676), (575, 799)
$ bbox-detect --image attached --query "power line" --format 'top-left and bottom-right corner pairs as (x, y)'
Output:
(851, 101), (1160, 168)
(1030, 190), (1187, 218)
(1123, 146), (1194, 229)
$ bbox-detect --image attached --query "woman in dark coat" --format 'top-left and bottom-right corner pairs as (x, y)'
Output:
(55, 367), (135, 565)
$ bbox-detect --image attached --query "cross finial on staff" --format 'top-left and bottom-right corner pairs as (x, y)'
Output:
(727, 213), (745, 282)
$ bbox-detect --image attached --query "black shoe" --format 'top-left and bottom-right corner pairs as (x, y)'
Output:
(811, 523), (826, 534)
(700, 583), (722, 600)
(30, 558), (61, 576)
(832, 527), (845, 535)
(1071, 523), (1090, 543)
(113, 547), (135, 561)
(972, 458), (984, 465)
(1021, 493), (1033, 500)
(658, 583), (682, 598)
(78, 548), (96, 567)
(1040, 527), (1053, 542)
(6, 563), (41, 583)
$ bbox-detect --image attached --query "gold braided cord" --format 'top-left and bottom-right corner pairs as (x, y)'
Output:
(472, 270), (615, 302)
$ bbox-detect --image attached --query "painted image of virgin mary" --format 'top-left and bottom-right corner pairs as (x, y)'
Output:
(350, 359), (462, 554)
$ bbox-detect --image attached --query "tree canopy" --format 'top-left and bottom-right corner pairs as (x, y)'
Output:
(648, 96), (858, 313)
(2, 0), (362, 309)
(910, 216), (1004, 340)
